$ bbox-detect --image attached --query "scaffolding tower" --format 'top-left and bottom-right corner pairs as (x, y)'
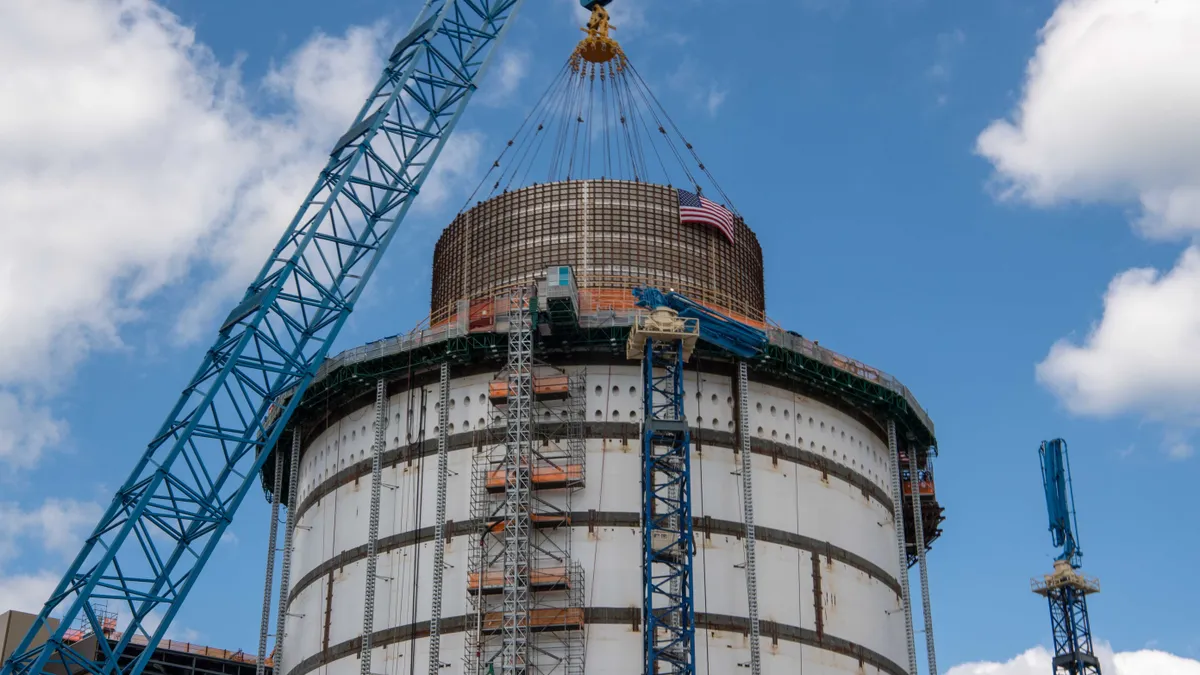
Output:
(466, 287), (586, 675)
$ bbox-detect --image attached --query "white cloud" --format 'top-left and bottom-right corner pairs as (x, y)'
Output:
(977, 0), (1200, 238)
(479, 50), (529, 105)
(1036, 246), (1200, 419)
(0, 0), (485, 463)
(947, 644), (1200, 675)
(0, 571), (59, 616)
(0, 499), (101, 614)
(0, 499), (102, 563)
(0, 393), (65, 469)
(978, 0), (1200, 419)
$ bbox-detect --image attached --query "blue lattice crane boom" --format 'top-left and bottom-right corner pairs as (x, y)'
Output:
(1, 3), (524, 675)
(1033, 438), (1102, 675)
(1040, 438), (1082, 568)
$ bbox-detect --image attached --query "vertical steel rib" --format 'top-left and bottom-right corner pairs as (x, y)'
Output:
(887, 419), (918, 675)
(256, 445), (284, 675)
(428, 363), (451, 674)
(910, 451), (937, 675)
(273, 430), (302, 675)
(360, 379), (388, 675)
(736, 361), (761, 675)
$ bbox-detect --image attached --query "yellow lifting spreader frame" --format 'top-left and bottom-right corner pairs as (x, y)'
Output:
(571, 3), (627, 72)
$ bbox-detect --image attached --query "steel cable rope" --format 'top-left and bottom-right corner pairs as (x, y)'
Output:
(511, 70), (575, 191)
(616, 68), (667, 183)
(582, 70), (597, 178)
(626, 62), (739, 214)
(459, 60), (573, 214)
(581, 366), (613, 660)
(407, 387), (428, 675)
(793, 394), (805, 675)
(693, 363), (712, 674)
(387, 365), (418, 675)
(564, 66), (592, 180)
(623, 71), (695, 189)
(611, 68), (646, 180)
(505, 64), (577, 192)
(600, 67), (613, 178)
(548, 70), (579, 180)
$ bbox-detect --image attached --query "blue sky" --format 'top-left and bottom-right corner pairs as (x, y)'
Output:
(2, 0), (1199, 673)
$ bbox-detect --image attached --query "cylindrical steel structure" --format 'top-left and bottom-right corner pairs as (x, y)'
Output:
(432, 180), (766, 323)
(277, 364), (909, 675)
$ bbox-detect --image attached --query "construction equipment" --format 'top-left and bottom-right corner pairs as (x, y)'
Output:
(0, 3), (525, 675)
(627, 287), (766, 674)
(1032, 439), (1102, 675)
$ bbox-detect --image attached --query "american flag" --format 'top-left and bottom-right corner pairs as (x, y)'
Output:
(677, 188), (735, 244)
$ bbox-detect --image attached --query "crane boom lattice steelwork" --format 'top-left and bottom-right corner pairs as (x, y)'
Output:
(1033, 439), (1102, 675)
(0, 3), (524, 675)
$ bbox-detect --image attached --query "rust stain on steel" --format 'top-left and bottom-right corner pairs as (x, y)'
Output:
(812, 552), (825, 639)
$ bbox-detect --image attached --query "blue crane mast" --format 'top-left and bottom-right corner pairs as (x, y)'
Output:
(0, 3), (524, 675)
(1034, 439), (1102, 675)
(627, 287), (766, 674)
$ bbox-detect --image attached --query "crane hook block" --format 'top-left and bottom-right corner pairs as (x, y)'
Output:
(580, 0), (613, 7)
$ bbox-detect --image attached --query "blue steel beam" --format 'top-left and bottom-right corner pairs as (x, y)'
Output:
(0, 3), (524, 675)
(641, 338), (696, 675)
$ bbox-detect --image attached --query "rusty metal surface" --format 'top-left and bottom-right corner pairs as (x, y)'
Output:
(433, 179), (765, 319)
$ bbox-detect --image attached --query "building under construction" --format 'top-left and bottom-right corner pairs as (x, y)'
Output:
(0, 5), (944, 675)
(263, 169), (943, 674)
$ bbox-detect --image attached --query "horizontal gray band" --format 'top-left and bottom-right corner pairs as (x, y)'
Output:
(284, 608), (904, 675)
(287, 511), (901, 608)
(293, 422), (894, 527)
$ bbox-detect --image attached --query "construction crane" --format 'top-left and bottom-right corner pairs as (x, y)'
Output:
(0, 3), (526, 675)
(626, 287), (766, 674)
(1033, 439), (1102, 675)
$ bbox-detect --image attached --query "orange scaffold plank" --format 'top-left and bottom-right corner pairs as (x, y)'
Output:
(488, 374), (570, 404)
(467, 567), (572, 594)
(478, 607), (585, 633)
(485, 463), (584, 492)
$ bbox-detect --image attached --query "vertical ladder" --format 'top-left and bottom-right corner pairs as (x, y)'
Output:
(909, 451), (937, 675)
(735, 362), (761, 675)
(428, 363), (452, 674)
(887, 419), (918, 675)
(639, 338), (696, 675)
(361, 379), (388, 674)
(503, 287), (535, 674)
(273, 430), (302, 675)
(256, 442), (285, 675)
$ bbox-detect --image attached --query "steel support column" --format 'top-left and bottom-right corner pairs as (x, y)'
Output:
(887, 419), (918, 675)
(428, 363), (451, 674)
(256, 444), (284, 675)
(273, 430), (302, 675)
(360, 379), (388, 675)
(735, 361), (761, 675)
(909, 451), (937, 675)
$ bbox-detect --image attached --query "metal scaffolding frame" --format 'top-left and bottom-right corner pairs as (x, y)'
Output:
(360, 379), (389, 675)
(466, 287), (586, 675)
(887, 419), (918, 675)
(909, 451), (937, 675)
(256, 439), (284, 675)
(273, 430), (301, 675)
(428, 363), (452, 673)
(735, 361), (761, 675)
